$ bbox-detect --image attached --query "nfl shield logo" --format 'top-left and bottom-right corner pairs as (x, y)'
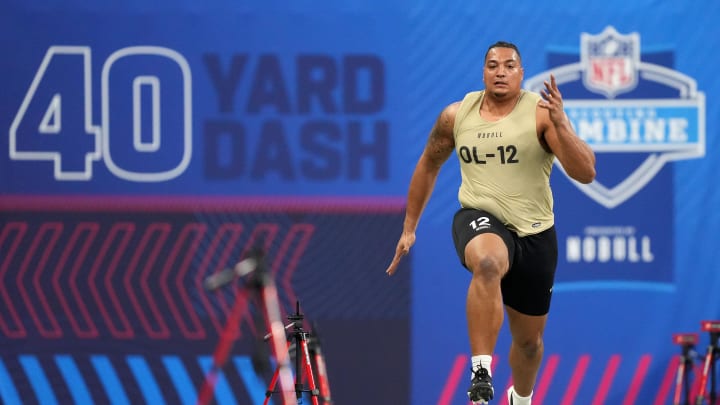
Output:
(525, 25), (705, 209)
(581, 26), (640, 98)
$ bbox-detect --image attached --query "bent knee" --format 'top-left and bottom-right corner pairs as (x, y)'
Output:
(515, 336), (543, 358)
(466, 253), (507, 282)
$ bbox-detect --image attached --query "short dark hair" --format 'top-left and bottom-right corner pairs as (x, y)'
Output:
(484, 41), (522, 63)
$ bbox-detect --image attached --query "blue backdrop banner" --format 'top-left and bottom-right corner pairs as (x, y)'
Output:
(2, 1), (720, 404)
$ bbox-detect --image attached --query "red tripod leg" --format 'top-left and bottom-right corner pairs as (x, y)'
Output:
(312, 347), (333, 403)
(675, 355), (687, 405)
(697, 345), (714, 405)
(262, 284), (297, 405)
(263, 359), (283, 405)
(197, 286), (246, 405)
(263, 369), (279, 405)
(299, 339), (320, 405)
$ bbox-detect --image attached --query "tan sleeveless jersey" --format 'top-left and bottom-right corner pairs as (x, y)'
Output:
(453, 90), (555, 237)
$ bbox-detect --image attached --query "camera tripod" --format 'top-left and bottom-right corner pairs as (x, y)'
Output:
(696, 320), (720, 405)
(673, 333), (699, 405)
(264, 301), (333, 405)
(199, 249), (297, 405)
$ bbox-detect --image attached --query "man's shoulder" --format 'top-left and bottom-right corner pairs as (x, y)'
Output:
(520, 89), (544, 119)
(462, 90), (484, 101)
(451, 91), (484, 112)
(521, 89), (542, 103)
(443, 90), (485, 122)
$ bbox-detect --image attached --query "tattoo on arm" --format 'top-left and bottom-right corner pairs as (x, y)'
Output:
(426, 127), (453, 165)
(425, 111), (455, 166)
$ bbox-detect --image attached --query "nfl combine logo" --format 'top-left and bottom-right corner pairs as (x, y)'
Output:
(526, 26), (705, 209)
(582, 27), (639, 98)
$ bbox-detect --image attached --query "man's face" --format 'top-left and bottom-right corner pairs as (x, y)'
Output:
(483, 47), (524, 99)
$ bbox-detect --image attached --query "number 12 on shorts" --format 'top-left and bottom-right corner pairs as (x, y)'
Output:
(470, 216), (490, 231)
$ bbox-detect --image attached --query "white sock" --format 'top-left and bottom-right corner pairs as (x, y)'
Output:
(470, 354), (493, 378)
(508, 385), (532, 405)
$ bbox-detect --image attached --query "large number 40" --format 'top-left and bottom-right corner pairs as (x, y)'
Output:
(9, 46), (192, 181)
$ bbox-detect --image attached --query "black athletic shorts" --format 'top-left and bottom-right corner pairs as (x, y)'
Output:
(451, 207), (558, 316)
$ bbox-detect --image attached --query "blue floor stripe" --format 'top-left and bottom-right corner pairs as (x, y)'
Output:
(90, 355), (130, 405)
(0, 359), (22, 405)
(554, 280), (676, 293)
(127, 355), (166, 405)
(19, 355), (58, 405)
(55, 355), (93, 404)
(162, 356), (196, 405)
(198, 356), (237, 405)
(233, 356), (274, 405)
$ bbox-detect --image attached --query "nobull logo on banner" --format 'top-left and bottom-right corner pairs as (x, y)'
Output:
(526, 26), (705, 209)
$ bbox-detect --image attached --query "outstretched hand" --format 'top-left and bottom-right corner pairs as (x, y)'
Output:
(385, 231), (416, 276)
(538, 74), (565, 123)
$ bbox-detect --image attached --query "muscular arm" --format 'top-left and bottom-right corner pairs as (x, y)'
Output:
(385, 102), (458, 275)
(541, 110), (596, 183)
(403, 103), (458, 232)
(538, 75), (596, 184)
